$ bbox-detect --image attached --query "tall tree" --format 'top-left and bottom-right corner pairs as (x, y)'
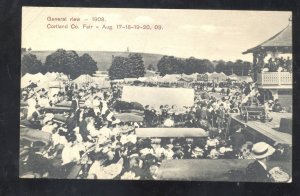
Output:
(201, 59), (214, 73)
(44, 49), (80, 79)
(21, 53), (43, 76)
(157, 56), (185, 76)
(233, 60), (243, 75)
(157, 56), (173, 76)
(109, 56), (128, 79)
(215, 60), (226, 73)
(223, 61), (234, 75)
(128, 53), (145, 78)
(185, 57), (202, 74)
(78, 53), (98, 75)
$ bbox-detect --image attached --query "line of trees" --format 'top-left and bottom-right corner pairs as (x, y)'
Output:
(215, 59), (251, 76)
(108, 53), (145, 80)
(156, 56), (251, 76)
(21, 49), (98, 79)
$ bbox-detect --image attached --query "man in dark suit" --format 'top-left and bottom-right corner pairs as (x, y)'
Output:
(246, 142), (275, 182)
(230, 125), (245, 154)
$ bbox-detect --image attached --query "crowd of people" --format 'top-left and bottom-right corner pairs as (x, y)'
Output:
(260, 57), (292, 72)
(19, 78), (290, 181)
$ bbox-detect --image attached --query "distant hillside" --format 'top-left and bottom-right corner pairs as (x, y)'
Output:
(31, 50), (164, 71)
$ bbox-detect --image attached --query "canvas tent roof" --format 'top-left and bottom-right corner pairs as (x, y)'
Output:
(92, 77), (110, 88)
(160, 74), (180, 83)
(145, 76), (161, 83)
(237, 76), (253, 83)
(182, 73), (197, 80)
(228, 74), (238, 80)
(72, 74), (94, 84)
(136, 77), (148, 82)
(45, 72), (68, 81)
(207, 72), (228, 81)
(243, 23), (292, 54)
(21, 73), (49, 88)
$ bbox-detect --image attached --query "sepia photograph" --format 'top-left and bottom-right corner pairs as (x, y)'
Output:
(20, 7), (292, 182)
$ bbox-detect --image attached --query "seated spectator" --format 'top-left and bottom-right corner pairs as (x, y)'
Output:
(272, 99), (283, 112)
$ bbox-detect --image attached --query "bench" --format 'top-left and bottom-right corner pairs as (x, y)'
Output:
(241, 106), (268, 123)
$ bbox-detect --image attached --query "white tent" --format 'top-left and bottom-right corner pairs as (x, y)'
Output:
(237, 76), (253, 83)
(136, 77), (148, 82)
(72, 74), (94, 84)
(21, 73), (34, 88)
(92, 77), (110, 88)
(207, 72), (228, 82)
(228, 74), (238, 80)
(182, 73), (197, 81)
(21, 73), (49, 89)
(124, 78), (138, 83)
(145, 76), (160, 83)
(45, 72), (69, 81)
(160, 74), (180, 83)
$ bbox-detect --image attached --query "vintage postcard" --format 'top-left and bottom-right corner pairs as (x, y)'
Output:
(20, 7), (292, 182)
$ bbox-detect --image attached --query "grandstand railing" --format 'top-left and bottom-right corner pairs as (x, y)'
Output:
(257, 72), (292, 85)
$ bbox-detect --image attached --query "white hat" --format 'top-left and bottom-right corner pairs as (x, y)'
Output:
(251, 142), (275, 160)
(22, 91), (28, 95)
(112, 119), (121, 125)
(219, 147), (226, 154)
(129, 153), (139, 158)
(43, 116), (53, 124)
(139, 148), (154, 156)
(126, 135), (137, 144)
(192, 147), (204, 156)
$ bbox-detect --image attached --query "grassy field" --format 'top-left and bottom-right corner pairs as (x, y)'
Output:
(31, 50), (164, 71)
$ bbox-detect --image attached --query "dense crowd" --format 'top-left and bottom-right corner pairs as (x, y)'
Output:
(19, 79), (290, 179)
(260, 57), (292, 72)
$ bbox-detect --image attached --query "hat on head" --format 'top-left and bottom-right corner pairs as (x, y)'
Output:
(112, 119), (121, 125)
(251, 142), (275, 160)
(139, 148), (154, 157)
(129, 153), (139, 158)
(165, 144), (173, 149)
(43, 116), (53, 124)
(193, 146), (203, 153)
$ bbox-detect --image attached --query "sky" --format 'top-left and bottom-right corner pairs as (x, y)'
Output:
(22, 7), (291, 62)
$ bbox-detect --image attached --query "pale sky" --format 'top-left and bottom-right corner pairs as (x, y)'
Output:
(22, 7), (291, 61)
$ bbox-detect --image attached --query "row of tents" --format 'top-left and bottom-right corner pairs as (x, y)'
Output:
(21, 71), (252, 90)
(21, 72), (68, 89)
(21, 72), (111, 89)
(113, 72), (252, 84)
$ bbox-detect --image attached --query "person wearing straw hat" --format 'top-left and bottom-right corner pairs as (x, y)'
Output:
(246, 142), (275, 182)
